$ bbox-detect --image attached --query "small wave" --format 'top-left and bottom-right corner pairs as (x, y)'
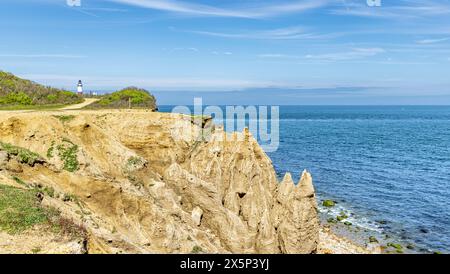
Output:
(319, 202), (383, 233)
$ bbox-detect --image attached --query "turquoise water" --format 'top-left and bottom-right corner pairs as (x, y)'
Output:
(160, 105), (450, 253)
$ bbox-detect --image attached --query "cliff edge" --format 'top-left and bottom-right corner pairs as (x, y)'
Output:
(0, 110), (319, 254)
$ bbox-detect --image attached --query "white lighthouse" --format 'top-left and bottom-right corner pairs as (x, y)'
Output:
(77, 80), (83, 95)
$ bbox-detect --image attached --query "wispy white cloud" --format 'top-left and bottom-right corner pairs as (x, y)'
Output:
(259, 48), (385, 62)
(163, 47), (200, 53)
(165, 47), (234, 55)
(416, 37), (450, 44)
(182, 26), (338, 40)
(81, 7), (128, 12)
(212, 51), (232, 55)
(108, 0), (328, 18)
(258, 53), (301, 59)
(20, 73), (285, 90)
(304, 48), (385, 61)
(0, 54), (86, 59)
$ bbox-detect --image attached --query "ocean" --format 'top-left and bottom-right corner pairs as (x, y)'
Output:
(160, 105), (450, 253)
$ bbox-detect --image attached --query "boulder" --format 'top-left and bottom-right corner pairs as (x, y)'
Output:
(191, 206), (203, 226)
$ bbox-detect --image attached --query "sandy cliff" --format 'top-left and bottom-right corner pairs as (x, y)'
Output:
(0, 110), (319, 254)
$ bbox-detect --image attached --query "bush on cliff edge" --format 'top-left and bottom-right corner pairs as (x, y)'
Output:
(85, 87), (157, 110)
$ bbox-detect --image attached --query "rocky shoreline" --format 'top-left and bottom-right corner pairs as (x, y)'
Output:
(1, 109), (414, 254)
(317, 199), (427, 254)
(319, 227), (371, 254)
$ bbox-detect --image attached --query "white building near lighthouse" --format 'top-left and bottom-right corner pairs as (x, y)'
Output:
(77, 80), (83, 95)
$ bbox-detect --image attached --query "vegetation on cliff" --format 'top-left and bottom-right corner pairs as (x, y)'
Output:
(0, 184), (48, 234)
(0, 71), (83, 107)
(85, 87), (157, 110)
(0, 142), (44, 166)
(0, 183), (87, 240)
(46, 139), (79, 172)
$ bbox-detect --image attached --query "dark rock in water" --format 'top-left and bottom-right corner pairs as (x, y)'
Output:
(322, 200), (335, 207)
(406, 244), (414, 250)
(343, 221), (352, 226)
(419, 228), (429, 234)
(336, 212), (348, 221)
(376, 220), (388, 225)
(387, 242), (403, 251)
(369, 236), (379, 243)
(327, 218), (337, 224)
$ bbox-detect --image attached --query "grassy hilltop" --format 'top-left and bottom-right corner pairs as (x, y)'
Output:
(85, 87), (157, 110)
(0, 71), (82, 109)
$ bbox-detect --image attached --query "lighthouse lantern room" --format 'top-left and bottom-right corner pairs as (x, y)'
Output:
(77, 80), (83, 95)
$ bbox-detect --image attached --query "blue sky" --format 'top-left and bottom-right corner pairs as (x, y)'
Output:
(1, 0), (450, 104)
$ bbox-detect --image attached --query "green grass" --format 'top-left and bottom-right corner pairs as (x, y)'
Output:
(127, 156), (142, 166)
(191, 245), (203, 254)
(47, 139), (79, 172)
(0, 142), (43, 166)
(0, 183), (87, 238)
(11, 176), (28, 187)
(53, 115), (75, 123)
(47, 141), (55, 158)
(42, 186), (55, 198)
(0, 104), (68, 111)
(0, 184), (47, 234)
(31, 247), (42, 254)
(56, 139), (79, 172)
(126, 156), (144, 168)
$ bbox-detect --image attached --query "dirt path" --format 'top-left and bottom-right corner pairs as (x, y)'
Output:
(0, 98), (99, 113)
(60, 98), (99, 110)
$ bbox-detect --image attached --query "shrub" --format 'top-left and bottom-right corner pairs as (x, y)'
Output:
(0, 92), (33, 105)
(0, 71), (83, 106)
(86, 87), (157, 110)
(47, 94), (57, 102)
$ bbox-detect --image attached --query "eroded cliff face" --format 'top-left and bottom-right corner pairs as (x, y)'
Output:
(0, 110), (319, 254)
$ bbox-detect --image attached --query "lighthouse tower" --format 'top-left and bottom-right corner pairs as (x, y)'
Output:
(77, 80), (83, 96)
